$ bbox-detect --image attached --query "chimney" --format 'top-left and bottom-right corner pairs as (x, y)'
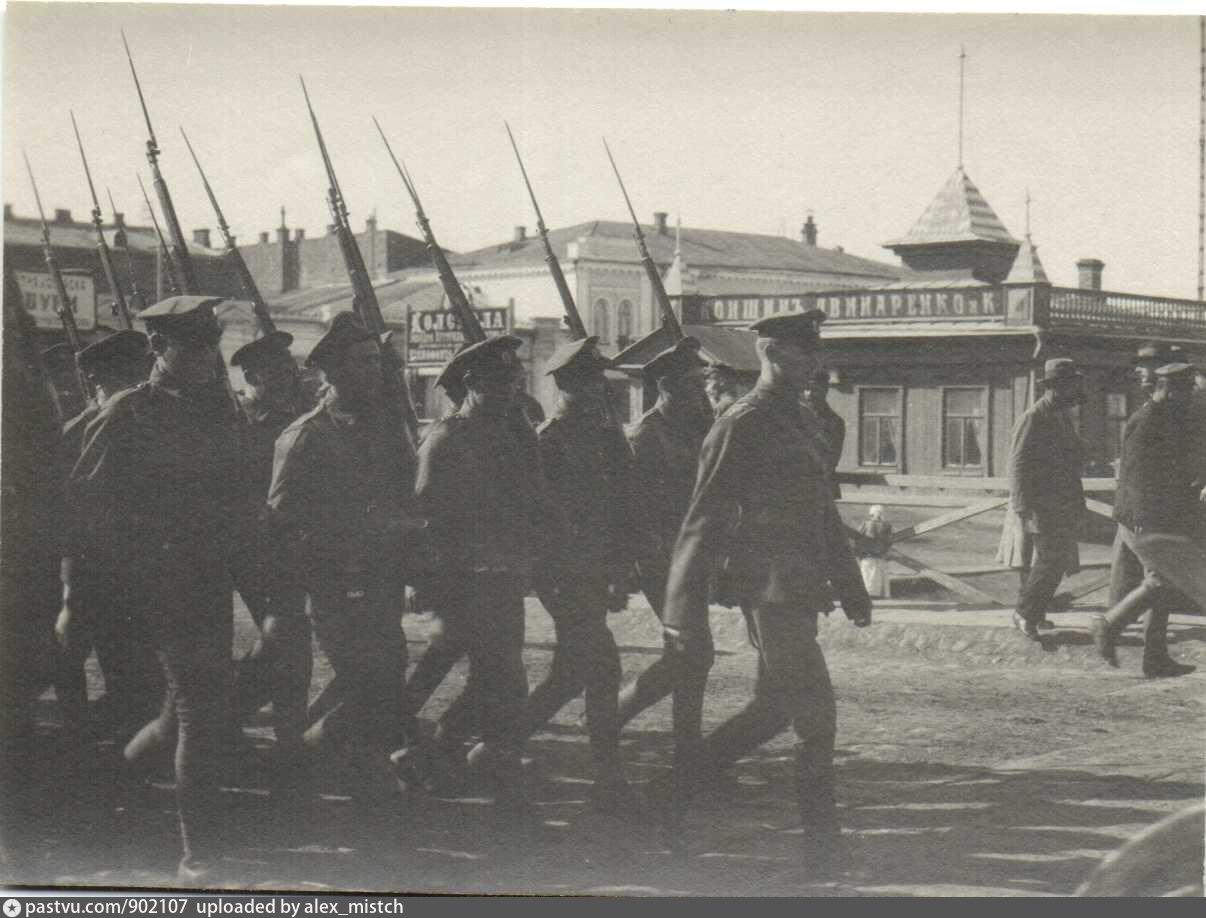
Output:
(514, 225), (527, 243)
(54, 208), (72, 224)
(193, 228), (211, 248)
(259, 231), (270, 244)
(1076, 258), (1104, 291)
(295, 228), (305, 241)
(277, 226), (290, 244)
(366, 214), (377, 234)
(802, 213), (818, 247)
(4, 204), (12, 220)
(112, 211), (125, 228)
(653, 211), (669, 235)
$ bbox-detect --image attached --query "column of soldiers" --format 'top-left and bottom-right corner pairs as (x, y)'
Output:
(3, 257), (877, 884)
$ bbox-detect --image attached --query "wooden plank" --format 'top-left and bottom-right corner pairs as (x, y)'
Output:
(837, 472), (1117, 493)
(889, 497), (1009, 544)
(885, 548), (1009, 607)
(839, 491), (986, 508)
(1070, 573), (1112, 600)
(1085, 498), (1116, 521)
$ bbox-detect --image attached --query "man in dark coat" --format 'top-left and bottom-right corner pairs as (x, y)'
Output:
(228, 331), (313, 782)
(55, 330), (158, 741)
(802, 365), (845, 500)
(615, 338), (712, 727)
(703, 361), (743, 419)
(521, 336), (636, 811)
(61, 295), (243, 884)
(412, 335), (555, 809)
(1091, 364), (1201, 678)
(267, 315), (422, 801)
(1007, 358), (1087, 640)
(659, 311), (872, 876)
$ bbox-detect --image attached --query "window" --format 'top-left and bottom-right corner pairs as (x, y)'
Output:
(943, 387), (986, 471)
(593, 298), (611, 344)
(1105, 392), (1128, 463)
(859, 388), (900, 467)
(616, 299), (634, 349)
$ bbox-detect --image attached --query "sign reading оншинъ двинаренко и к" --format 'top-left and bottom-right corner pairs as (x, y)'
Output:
(681, 287), (1006, 324)
(406, 305), (511, 366)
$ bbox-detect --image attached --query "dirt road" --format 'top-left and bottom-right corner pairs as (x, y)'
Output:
(8, 598), (1204, 896)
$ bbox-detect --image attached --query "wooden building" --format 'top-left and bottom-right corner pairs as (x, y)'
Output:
(615, 168), (1206, 480)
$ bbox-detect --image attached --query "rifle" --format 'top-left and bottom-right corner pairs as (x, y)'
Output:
(107, 187), (146, 312)
(373, 116), (485, 345)
(70, 111), (132, 330)
(506, 122), (623, 431)
(300, 79), (420, 451)
(22, 149), (91, 401)
(602, 139), (685, 341)
(137, 174), (180, 299)
(122, 29), (197, 294)
(179, 127), (277, 337)
(5, 262), (64, 424)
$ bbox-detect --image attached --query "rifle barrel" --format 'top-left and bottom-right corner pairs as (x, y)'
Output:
(137, 173), (180, 298)
(121, 29), (158, 152)
(71, 111), (132, 329)
(107, 186), (146, 311)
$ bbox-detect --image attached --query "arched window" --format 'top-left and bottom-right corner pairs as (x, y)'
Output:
(616, 299), (634, 348)
(593, 298), (611, 344)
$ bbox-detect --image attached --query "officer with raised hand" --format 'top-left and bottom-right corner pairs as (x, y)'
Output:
(521, 336), (637, 813)
(659, 310), (871, 877)
(62, 295), (242, 885)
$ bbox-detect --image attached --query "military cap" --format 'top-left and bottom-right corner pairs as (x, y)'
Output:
(139, 294), (223, 341)
(545, 335), (610, 378)
(230, 330), (294, 370)
(77, 330), (148, 376)
(435, 334), (524, 392)
(643, 336), (705, 382)
(1039, 357), (1082, 384)
(747, 308), (826, 347)
(1155, 362), (1197, 382)
(306, 311), (377, 369)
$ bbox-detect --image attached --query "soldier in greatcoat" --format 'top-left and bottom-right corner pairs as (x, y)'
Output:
(521, 336), (636, 811)
(659, 311), (871, 876)
(61, 295), (243, 884)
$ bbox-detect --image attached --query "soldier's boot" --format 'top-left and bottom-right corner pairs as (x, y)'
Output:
(394, 723), (468, 795)
(1139, 606), (1193, 677)
(795, 742), (843, 880)
(468, 742), (534, 823)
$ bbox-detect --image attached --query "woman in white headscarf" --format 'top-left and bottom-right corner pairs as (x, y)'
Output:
(856, 504), (892, 598)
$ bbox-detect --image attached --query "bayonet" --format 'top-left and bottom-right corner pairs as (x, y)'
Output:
(137, 173), (180, 298)
(70, 110), (132, 329)
(180, 126), (276, 336)
(603, 138), (684, 340)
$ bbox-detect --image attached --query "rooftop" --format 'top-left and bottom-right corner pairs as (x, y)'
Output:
(885, 168), (1020, 249)
(450, 219), (908, 280)
(4, 211), (219, 257)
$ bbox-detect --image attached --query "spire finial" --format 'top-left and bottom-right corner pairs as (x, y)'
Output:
(675, 213), (682, 256)
(1025, 188), (1031, 237)
(958, 45), (967, 169)
(280, 205), (286, 228)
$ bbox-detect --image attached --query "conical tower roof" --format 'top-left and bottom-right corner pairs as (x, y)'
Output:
(885, 167), (1019, 248)
(1005, 234), (1049, 284)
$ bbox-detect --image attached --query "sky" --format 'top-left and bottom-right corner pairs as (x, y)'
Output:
(3, 2), (1203, 300)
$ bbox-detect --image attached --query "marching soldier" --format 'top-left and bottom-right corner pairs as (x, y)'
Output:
(267, 315), (421, 799)
(615, 338), (711, 727)
(413, 335), (555, 810)
(659, 312), (872, 876)
(228, 331), (313, 782)
(55, 330), (159, 741)
(61, 295), (242, 884)
(520, 336), (636, 811)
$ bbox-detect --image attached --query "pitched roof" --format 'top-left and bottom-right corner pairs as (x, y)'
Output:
(1004, 235), (1050, 284)
(4, 216), (219, 258)
(885, 168), (1019, 248)
(263, 274), (450, 322)
(450, 220), (906, 280)
(612, 323), (759, 372)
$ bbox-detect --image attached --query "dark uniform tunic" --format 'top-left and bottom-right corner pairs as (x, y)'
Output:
(522, 400), (633, 768)
(268, 389), (415, 754)
(802, 397), (845, 500)
(231, 395), (311, 752)
(414, 404), (553, 778)
(662, 382), (869, 834)
(66, 364), (242, 871)
(1008, 392), (1086, 625)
